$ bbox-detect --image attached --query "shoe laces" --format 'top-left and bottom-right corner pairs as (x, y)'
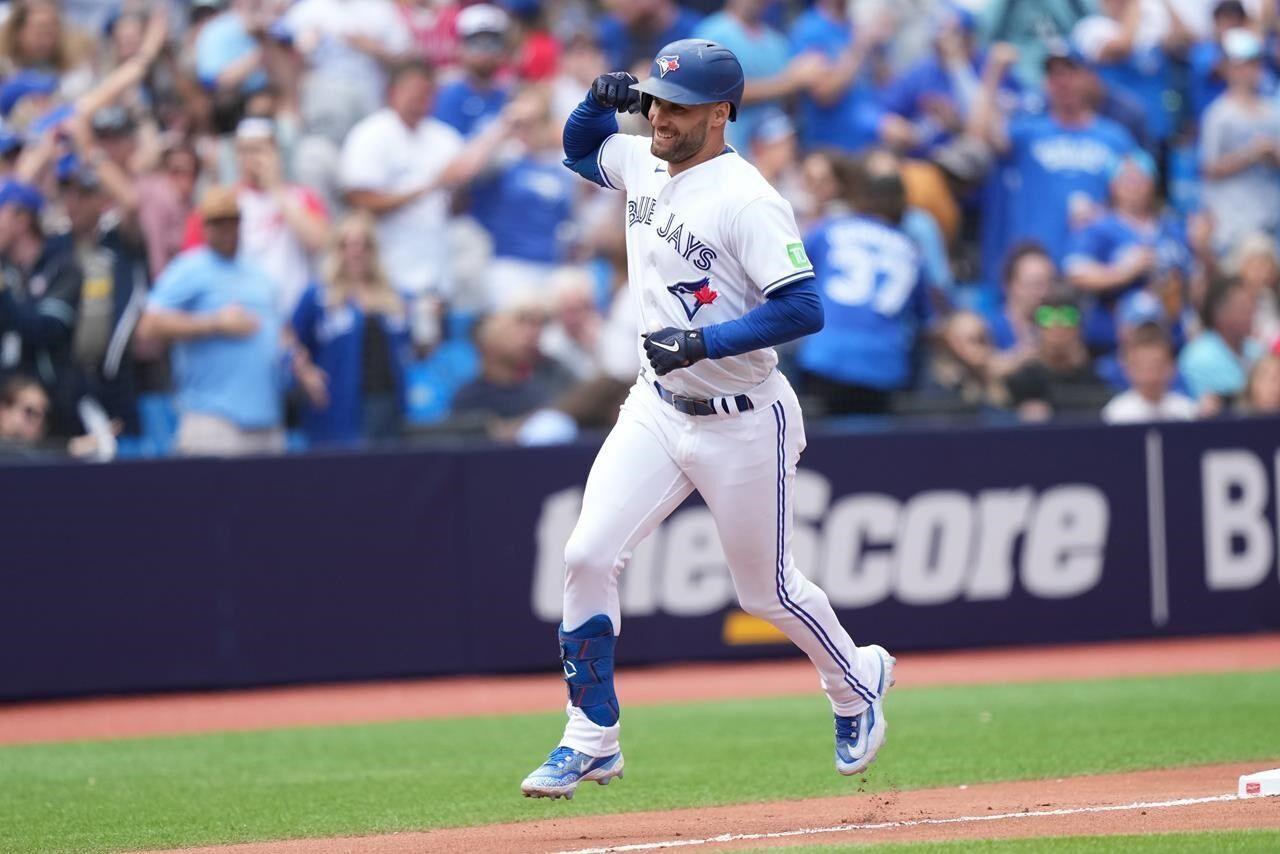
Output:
(835, 714), (861, 742)
(546, 746), (579, 768)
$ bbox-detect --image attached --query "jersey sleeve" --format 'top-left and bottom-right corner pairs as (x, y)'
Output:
(597, 133), (646, 192)
(731, 195), (815, 296)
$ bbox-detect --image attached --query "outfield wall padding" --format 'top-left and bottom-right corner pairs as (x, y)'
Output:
(2, 417), (1278, 700)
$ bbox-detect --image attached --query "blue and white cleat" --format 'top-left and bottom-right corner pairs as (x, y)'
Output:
(834, 644), (896, 776)
(521, 746), (625, 800)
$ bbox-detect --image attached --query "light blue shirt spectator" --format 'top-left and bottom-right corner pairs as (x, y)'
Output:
(696, 9), (792, 152)
(1178, 331), (1263, 399)
(148, 248), (284, 428)
(196, 11), (268, 94)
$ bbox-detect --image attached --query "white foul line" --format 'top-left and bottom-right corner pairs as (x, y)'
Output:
(553, 793), (1240, 854)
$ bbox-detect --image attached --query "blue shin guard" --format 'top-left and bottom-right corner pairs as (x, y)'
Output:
(559, 615), (619, 726)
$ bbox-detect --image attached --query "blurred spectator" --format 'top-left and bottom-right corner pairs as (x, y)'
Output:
(540, 266), (603, 381)
(452, 301), (574, 422)
(884, 5), (1014, 158)
(56, 150), (149, 435)
(918, 310), (1010, 412)
(136, 186), (284, 456)
(281, 0), (413, 145)
(506, 0), (560, 82)
(0, 179), (83, 434)
(695, 0), (822, 156)
(1186, 0), (1271, 122)
(0, 0), (95, 98)
(981, 0), (1093, 88)
(789, 0), (891, 153)
(971, 41), (1138, 271)
(137, 140), (200, 277)
(1242, 351), (1280, 413)
(1006, 294), (1111, 421)
(195, 0), (273, 107)
(1071, 0), (1189, 150)
(186, 118), (329, 314)
(1064, 151), (1190, 354)
(1101, 322), (1198, 422)
(470, 87), (579, 307)
(550, 29), (608, 123)
(340, 59), (463, 299)
(596, 0), (703, 73)
(986, 241), (1055, 377)
(0, 373), (49, 454)
(434, 4), (510, 137)
(1178, 274), (1263, 404)
(797, 150), (932, 416)
(291, 212), (411, 447)
(1199, 28), (1280, 254)
(1227, 231), (1280, 346)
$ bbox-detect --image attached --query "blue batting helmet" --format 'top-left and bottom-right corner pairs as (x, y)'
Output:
(630, 39), (744, 121)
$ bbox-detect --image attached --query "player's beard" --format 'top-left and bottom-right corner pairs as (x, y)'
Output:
(651, 116), (709, 164)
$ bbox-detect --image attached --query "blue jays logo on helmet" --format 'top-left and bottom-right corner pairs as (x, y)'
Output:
(656, 55), (680, 77)
(666, 277), (719, 320)
(630, 39), (745, 121)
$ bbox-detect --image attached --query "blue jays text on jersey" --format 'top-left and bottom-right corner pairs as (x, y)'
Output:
(627, 194), (718, 271)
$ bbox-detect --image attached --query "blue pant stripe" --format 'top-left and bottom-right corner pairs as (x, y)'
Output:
(771, 402), (876, 706)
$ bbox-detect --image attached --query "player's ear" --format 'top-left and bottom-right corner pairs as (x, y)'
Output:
(711, 102), (730, 129)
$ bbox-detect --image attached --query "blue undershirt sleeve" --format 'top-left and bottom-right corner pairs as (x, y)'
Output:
(562, 95), (619, 188)
(700, 277), (824, 360)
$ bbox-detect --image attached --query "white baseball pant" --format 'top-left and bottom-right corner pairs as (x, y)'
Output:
(558, 370), (883, 757)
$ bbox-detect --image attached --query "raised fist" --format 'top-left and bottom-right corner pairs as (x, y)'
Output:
(592, 72), (642, 114)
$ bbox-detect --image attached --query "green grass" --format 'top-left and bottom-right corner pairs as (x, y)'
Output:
(2, 670), (1278, 853)
(749, 829), (1280, 853)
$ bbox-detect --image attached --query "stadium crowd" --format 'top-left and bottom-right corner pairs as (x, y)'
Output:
(2, 0), (1280, 460)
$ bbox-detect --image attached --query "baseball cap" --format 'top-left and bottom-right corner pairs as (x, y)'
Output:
(1118, 290), (1164, 329)
(0, 126), (23, 157)
(1043, 39), (1085, 70)
(55, 153), (100, 192)
(1108, 149), (1157, 181)
(0, 71), (58, 118)
(91, 105), (136, 137)
(1223, 27), (1263, 62)
(198, 185), (240, 221)
(0, 179), (44, 214)
(457, 3), (508, 38)
(234, 116), (276, 141)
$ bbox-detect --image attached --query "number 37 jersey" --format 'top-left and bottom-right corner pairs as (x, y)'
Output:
(596, 133), (815, 399)
(796, 213), (931, 391)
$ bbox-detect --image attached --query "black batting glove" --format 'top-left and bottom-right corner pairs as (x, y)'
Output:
(591, 72), (642, 114)
(643, 327), (708, 376)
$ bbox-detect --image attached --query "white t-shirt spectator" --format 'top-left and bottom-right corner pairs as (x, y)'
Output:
(281, 0), (411, 107)
(339, 109), (464, 296)
(1101, 389), (1198, 424)
(238, 185), (327, 314)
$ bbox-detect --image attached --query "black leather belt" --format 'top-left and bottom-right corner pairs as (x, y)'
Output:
(653, 381), (755, 416)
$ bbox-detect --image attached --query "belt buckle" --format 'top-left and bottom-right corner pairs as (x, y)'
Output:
(671, 392), (709, 415)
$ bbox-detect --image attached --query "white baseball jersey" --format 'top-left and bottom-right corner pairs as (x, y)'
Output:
(596, 134), (814, 399)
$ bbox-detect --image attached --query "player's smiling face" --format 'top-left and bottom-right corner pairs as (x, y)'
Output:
(647, 97), (727, 165)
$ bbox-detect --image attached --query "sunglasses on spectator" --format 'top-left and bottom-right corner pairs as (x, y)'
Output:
(1034, 305), (1082, 328)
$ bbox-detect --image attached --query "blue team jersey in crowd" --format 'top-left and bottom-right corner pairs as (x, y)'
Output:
(1092, 46), (1174, 143)
(789, 9), (884, 152)
(884, 51), (1021, 154)
(195, 12), (268, 94)
(147, 248), (283, 428)
(597, 8), (704, 71)
(1064, 212), (1190, 352)
(798, 214), (932, 390)
(291, 285), (411, 445)
(695, 13), (792, 151)
(470, 155), (577, 264)
(433, 79), (509, 137)
(999, 112), (1136, 266)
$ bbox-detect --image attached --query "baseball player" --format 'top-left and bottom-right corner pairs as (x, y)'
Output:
(520, 39), (895, 800)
